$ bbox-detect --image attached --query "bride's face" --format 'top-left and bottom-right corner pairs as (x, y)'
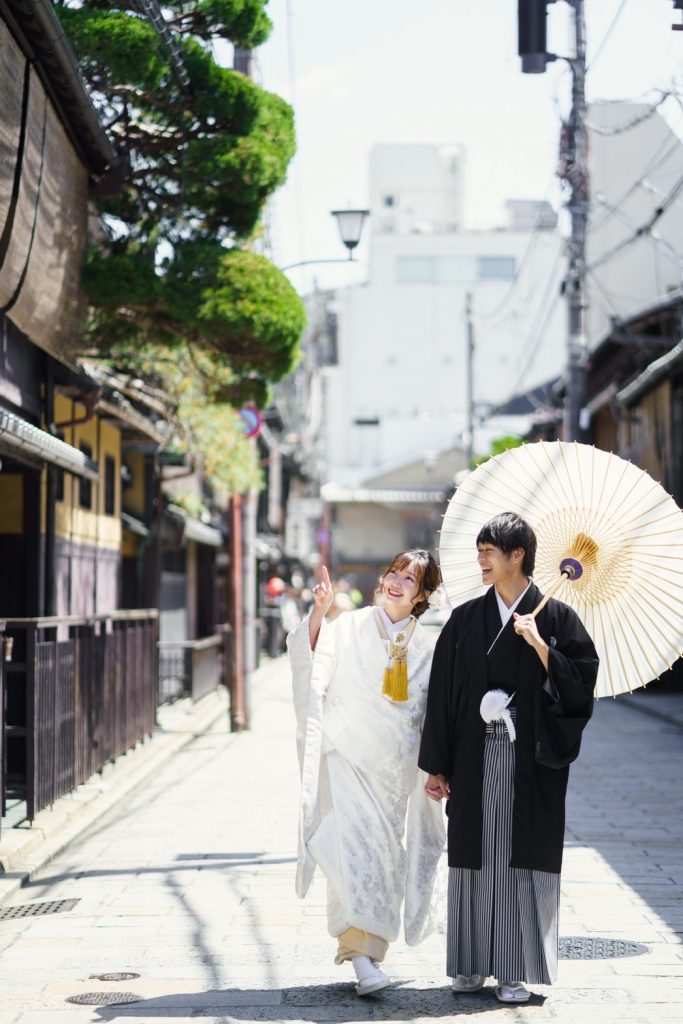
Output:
(381, 560), (422, 620)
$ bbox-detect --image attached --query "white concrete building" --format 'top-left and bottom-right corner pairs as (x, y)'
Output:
(324, 143), (565, 486)
(586, 102), (683, 345)
(281, 116), (683, 579)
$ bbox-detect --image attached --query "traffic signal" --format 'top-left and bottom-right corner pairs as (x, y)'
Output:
(518, 0), (552, 73)
(674, 1), (683, 32)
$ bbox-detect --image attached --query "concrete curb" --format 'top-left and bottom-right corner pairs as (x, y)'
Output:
(0, 686), (232, 908)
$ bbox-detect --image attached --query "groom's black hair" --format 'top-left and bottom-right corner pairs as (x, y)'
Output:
(476, 512), (536, 576)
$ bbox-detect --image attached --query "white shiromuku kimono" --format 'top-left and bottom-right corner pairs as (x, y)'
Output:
(287, 606), (446, 946)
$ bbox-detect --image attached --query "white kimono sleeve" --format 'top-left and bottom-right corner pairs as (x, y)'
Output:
(404, 767), (447, 944)
(286, 614), (339, 897)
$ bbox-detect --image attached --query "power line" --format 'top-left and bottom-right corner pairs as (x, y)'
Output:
(504, 244), (564, 401)
(592, 192), (683, 272)
(476, 175), (558, 323)
(586, 0), (630, 72)
(587, 170), (683, 272)
(585, 267), (672, 356)
(584, 91), (670, 135)
(285, 0), (306, 269)
(587, 132), (681, 235)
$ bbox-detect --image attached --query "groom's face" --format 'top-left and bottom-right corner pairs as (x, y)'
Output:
(476, 542), (525, 589)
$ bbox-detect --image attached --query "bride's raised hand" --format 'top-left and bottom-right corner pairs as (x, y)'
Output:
(312, 565), (335, 614)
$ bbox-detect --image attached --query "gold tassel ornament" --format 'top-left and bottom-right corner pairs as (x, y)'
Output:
(375, 610), (416, 702)
(382, 646), (409, 701)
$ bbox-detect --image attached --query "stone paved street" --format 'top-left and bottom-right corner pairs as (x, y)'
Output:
(0, 657), (682, 1024)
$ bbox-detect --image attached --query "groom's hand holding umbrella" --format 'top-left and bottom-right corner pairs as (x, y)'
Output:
(513, 612), (550, 670)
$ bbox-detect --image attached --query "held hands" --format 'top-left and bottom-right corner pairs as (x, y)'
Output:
(425, 773), (450, 802)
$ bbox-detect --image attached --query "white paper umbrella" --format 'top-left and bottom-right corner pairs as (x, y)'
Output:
(440, 441), (683, 698)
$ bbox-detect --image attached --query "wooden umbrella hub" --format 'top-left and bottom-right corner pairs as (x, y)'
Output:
(560, 532), (599, 580)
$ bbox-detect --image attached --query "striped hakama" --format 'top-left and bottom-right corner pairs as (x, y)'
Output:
(447, 714), (560, 984)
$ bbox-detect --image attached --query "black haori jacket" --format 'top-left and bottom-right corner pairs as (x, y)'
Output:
(418, 583), (599, 873)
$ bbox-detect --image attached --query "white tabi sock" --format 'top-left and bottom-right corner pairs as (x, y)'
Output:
(351, 956), (378, 982)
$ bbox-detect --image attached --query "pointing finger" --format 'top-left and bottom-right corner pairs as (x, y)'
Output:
(321, 565), (331, 588)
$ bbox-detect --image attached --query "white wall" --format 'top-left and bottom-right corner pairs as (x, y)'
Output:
(370, 143), (465, 234)
(325, 221), (564, 482)
(587, 103), (683, 345)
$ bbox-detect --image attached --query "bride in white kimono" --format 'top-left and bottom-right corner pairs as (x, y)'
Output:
(287, 551), (446, 996)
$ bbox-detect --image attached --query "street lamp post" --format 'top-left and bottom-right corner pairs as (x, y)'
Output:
(280, 208), (369, 272)
(234, 207), (369, 730)
(331, 208), (369, 256)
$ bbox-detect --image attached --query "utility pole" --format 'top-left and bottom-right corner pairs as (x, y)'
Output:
(465, 291), (475, 468)
(562, 0), (589, 443)
(518, 0), (589, 442)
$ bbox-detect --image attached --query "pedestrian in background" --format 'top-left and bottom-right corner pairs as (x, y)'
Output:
(419, 513), (599, 1003)
(287, 551), (445, 996)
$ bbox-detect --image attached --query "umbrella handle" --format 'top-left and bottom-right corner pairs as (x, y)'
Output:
(532, 572), (569, 617)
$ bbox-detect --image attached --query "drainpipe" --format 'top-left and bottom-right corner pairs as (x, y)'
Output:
(52, 388), (101, 430)
(44, 361), (56, 616)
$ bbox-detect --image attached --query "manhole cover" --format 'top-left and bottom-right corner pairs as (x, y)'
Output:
(0, 899), (79, 921)
(66, 992), (141, 1006)
(89, 973), (140, 982)
(559, 936), (649, 959)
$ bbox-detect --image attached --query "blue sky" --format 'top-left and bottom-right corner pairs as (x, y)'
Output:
(252, 0), (683, 290)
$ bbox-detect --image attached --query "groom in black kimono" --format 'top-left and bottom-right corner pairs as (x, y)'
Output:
(419, 512), (598, 1003)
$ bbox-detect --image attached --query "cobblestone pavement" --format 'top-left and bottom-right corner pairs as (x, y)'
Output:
(0, 657), (681, 1024)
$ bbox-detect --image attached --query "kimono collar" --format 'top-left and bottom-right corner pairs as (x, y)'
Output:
(373, 608), (417, 703)
(468, 584), (544, 703)
(378, 606), (413, 636)
(494, 579), (532, 627)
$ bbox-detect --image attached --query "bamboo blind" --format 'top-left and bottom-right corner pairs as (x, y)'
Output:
(0, 15), (89, 360)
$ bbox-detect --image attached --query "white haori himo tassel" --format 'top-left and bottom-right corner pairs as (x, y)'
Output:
(480, 689), (516, 742)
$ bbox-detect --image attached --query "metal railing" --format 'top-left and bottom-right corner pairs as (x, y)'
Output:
(158, 625), (229, 704)
(3, 610), (158, 821)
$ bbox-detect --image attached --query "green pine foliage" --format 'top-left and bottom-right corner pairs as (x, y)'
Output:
(473, 434), (524, 469)
(55, 0), (304, 494)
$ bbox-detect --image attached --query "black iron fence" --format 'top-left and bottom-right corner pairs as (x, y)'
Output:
(3, 611), (158, 822)
(158, 626), (229, 704)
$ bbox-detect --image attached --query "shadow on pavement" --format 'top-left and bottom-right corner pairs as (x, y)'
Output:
(566, 699), (683, 941)
(23, 855), (297, 889)
(91, 983), (545, 1020)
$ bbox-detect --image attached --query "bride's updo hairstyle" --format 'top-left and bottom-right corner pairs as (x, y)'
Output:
(376, 549), (442, 618)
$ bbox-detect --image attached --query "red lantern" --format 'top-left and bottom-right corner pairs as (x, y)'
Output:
(266, 576), (286, 597)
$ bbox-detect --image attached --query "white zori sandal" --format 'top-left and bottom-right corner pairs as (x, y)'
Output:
(495, 980), (531, 1003)
(351, 956), (391, 996)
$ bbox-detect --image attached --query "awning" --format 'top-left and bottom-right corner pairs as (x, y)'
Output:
(0, 408), (99, 480)
(616, 339), (683, 406)
(183, 517), (223, 548)
(321, 484), (448, 504)
(161, 505), (223, 547)
(584, 381), (619, 417)
(121, 512), (149, 538)
(96, 397), (166, 444)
